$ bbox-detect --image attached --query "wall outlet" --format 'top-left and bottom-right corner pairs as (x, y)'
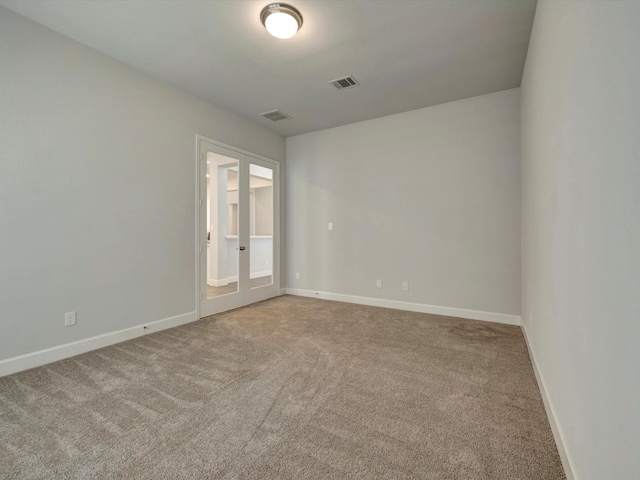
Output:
(376, 279), (382, 288)
(296, 272), (300, 280)
(64, 311), (77, 327)
(402, 281), (409, 291)
(328, 222), (333, 231)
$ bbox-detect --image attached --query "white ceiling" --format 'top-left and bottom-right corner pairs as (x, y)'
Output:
(0, 0), (536, 137)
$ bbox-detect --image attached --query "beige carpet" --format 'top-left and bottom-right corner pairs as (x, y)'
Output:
(0, 296), (564, 479)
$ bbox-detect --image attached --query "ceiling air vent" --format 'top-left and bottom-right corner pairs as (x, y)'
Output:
(260, 109), (291, 121)
(330, 75), (359, 90)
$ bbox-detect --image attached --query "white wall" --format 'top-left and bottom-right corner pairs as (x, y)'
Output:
(0, 8), (285, 363)
(521, 2), (640, 478)
(286, 89), (521, 316)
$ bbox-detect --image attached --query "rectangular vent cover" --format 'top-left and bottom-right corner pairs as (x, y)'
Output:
(330, 75), (359, 90)
(260, 109), (291, 121)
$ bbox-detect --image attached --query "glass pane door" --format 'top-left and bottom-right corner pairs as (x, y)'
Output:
(199, 138), (278, 318)
(249, 163), (274, 290)
(206, 154), (240, 298)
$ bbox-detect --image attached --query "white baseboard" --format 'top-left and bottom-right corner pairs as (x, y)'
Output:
(0, 311), (198, 378)
(277, 288), (287, 296)
(285, 288), (521, 326)
(521, 322), (577, 480)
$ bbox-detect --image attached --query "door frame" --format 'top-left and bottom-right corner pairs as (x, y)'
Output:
(195, 134), (280, 319)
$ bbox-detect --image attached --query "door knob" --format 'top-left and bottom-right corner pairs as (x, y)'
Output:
(239, 246), (246, 251)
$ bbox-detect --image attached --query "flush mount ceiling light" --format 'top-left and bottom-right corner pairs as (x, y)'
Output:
(260, 3), (303, 39)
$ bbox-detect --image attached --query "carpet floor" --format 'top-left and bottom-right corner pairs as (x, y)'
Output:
(0, 296), (564, 479)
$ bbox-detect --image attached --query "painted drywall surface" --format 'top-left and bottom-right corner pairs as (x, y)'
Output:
(521, 2), (640, 478)
(0, 7), (285, 361)
(286, 89), (520, 315)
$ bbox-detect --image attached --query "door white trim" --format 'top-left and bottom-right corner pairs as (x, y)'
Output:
(195, 135), (280, 319)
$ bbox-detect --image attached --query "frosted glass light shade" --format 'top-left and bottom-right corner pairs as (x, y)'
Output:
(265, 12), (298, 39)
(260, 3), (303, 40)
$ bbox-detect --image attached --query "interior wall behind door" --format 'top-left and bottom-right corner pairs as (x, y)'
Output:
(0, 8), (285, 367)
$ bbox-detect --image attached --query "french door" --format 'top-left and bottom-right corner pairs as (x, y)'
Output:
(197, 137), (279, 318)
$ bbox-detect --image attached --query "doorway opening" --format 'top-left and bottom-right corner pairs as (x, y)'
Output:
(197, 136), (279, 318)
(206, 157), (274, 298)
